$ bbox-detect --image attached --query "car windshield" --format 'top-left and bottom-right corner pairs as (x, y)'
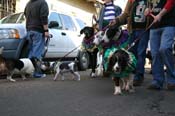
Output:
(0, 13), (25, 24)
(75, 18), (86, 29)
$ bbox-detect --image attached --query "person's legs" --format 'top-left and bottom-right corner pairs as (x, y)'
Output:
(159, 27), (175, 90)
(27, 31), (46, 78)
(148, 28), (164, 89)
(133, 30), (149, 86)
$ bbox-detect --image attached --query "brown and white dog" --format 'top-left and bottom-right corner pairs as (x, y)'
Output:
(107, 49), (136, 95)
(0, 47), (35, 82)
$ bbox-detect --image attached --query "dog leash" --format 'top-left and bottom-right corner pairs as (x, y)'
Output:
(58, 25), (110, 61)
(42, 34), (53, 58)
(127, 14), (155, 51)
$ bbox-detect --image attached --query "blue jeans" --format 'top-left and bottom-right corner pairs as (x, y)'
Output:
(129, 30), (149, 79)
(26, 31), (45, 59)
(150, 26), (175, 86)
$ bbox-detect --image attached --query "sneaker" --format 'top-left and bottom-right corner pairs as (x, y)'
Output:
(147, 81), (162, 90)
(33, 72), (46, 78)
(167, 83), (175, 91)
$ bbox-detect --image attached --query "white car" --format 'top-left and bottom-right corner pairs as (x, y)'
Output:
(0, 11), (89, 70)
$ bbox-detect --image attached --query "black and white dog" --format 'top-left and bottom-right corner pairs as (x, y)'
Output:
(93, 26), (129, 77)
(94, 25), (129, 48)
(0, 47), (36, 82)
(80, 26), (98, 77)
(53, 61), (80, 81)
(107, 49), (136, 95)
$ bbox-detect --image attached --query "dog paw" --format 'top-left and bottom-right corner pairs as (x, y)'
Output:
(90, 72), (96, 78)
(9, 79), (16, 82)
(114, 86), (122, 95)
(97, 67), (103, 76)
(113, 91), (122, 95)
(53, 77), (57, 81)
(77, 78), (80, 81)
(22, 77), (27, 80)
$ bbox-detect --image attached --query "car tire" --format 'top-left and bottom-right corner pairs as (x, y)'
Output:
(77, 51), (89, 71)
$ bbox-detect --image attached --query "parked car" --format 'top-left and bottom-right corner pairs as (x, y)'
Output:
(0, 11), (89, 70)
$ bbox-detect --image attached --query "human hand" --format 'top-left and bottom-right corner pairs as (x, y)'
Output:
(44, 32), (50, 38)
(144, 8), (151, 16)
(152, 14), (162, 23)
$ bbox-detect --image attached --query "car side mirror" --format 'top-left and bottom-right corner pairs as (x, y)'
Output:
(48, 21), (59, 28)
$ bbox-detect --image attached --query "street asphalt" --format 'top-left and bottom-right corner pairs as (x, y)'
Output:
(0, 68), (175, 116)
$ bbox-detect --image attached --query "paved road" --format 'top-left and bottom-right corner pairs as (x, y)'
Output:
(0, 69), (175, 116)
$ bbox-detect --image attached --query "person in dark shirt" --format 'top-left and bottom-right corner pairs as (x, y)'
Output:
(24, 0), (49, 78)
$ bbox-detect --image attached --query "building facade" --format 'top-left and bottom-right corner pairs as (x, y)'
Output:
(14, 0), (97, 25)
(0, 0), (16, 18)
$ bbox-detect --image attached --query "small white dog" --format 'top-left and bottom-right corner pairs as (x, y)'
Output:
(53, 61), (80, 81)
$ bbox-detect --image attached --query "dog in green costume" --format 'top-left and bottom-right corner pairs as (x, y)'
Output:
(104, 47), (137, 95)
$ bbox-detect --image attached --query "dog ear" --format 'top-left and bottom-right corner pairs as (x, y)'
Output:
(80, 28), (85, 35)
(106, 25), (121, 39)
(106, 28), (116, 39)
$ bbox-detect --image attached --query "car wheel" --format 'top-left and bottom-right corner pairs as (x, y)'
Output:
(77, 51), (89, 71)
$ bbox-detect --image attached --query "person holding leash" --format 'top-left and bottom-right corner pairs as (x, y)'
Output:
(24, 0), (49, 78)
(110, 0), (150, 86)
(144, 0), (175, 90)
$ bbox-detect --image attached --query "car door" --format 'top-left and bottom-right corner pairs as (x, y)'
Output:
(45, 12), (69, 59)
(59, 14), (82, 58)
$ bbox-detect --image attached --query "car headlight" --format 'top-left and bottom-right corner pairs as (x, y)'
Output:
(0, 28), (20, 39)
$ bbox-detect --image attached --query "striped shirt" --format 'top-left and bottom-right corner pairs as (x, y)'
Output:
(103, 2), (116, 21)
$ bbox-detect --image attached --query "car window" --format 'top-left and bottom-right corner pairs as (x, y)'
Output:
(1, 13), (21, 24)
(60, 14), (77, 31)
(18, 14), (25, 23)
(49, 12), (62, 29)
(75, 18), (86, 29)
